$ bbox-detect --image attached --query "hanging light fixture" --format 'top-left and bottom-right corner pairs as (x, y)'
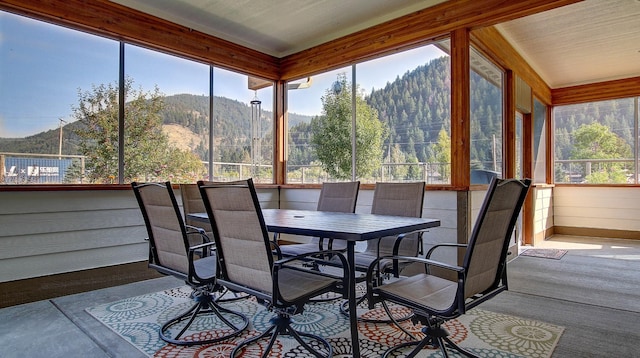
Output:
(250, 91), (262, 177)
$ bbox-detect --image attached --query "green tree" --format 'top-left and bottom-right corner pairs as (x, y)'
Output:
(431, 127), (451, 181)
(570, 122), (632, 183)
(70, 78), (205, 183)
(385, 143), (409, 180)
(310, 74), (387, 180)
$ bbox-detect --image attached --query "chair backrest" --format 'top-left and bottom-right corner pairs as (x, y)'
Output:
(463, 177), (531, 299)
(316, 181), (360, 213)
(371, 181), (425, 217)
(368, 181), (425, 256)
(180, 183), (213, 238)
(131, 182), (190, 274)
(198, 179), (274, 295)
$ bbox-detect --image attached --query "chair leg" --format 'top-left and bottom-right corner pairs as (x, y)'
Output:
(231, 312), (332, 358)
(382, 323), (480, 358)
(442, 336), (479, 358)
(340, 294), (414, 323)
(160, 289), (248, 346)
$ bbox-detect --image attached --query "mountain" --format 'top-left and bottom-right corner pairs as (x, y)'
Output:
(0, 95), (313, 160)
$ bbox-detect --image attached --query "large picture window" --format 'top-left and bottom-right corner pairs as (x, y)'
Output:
(286, 40), (451, 184)
(212, 69), (274, 183)
(469, 47), (504, 184)
(0, 11), (118, 184)
(122, 44), (210, 184)
(555, 98), (637, 184)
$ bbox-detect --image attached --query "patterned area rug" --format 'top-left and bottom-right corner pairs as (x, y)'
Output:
(86, 285), (564, 357)
(520, 249), (568, 260)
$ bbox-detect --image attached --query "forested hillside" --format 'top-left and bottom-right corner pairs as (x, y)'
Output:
(288, 56), (503, 169)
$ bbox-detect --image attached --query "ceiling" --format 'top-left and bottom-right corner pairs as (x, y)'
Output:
(111, 0), (640, 89)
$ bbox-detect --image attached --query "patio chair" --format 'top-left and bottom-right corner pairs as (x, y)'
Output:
(339, 181), (426, 322)
(181, 183), (248, 301)
(279, 181), (360, 256)
(131, 181), (249, 346)
(180, 183), (213, 245)
(365, 177), (531, 358)
(198, 178), (349, 358)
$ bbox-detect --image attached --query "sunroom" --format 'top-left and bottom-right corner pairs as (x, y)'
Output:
(0, 0), (639, 315)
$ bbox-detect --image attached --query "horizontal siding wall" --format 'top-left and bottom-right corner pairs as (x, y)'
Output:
(0, 187), (279, 283)
(554, 186), (640, 232)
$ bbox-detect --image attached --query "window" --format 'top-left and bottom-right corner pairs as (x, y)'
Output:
(286, 40), (451, 184)
(122, 44), (209, 184)
(470, 47), (504, 184)
(533, 98), (548, 183)
(287, 67), (352, 183)
(213, 69), (274, 183)
(0, 10), (275, 185)
(555, 98), (637, 184)
(357, 42), (451, 184)
(0, 11), (118, 184)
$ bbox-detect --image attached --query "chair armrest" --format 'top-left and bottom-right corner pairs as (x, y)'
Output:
(388, 229), (426, 275)
(187, 241), (218, 283)
(425, 243), (468, 259)
(270, 240), (283, 260)
(366, 254), (464, 280)
(188, 241), (217, 260)
(185, 225), (211, 247)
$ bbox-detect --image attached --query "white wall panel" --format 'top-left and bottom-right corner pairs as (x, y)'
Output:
(554, 186), (640, 231)
(534, 187), (553, 235)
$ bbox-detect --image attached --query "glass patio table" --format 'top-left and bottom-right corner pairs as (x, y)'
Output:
(189, 208), (440, 358)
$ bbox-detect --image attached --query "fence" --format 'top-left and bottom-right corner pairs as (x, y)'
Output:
(555, 158), (638, 184)
(0, 152), (476, 185)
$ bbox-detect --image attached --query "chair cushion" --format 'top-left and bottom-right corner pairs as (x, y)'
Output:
(376, 273), (458, 312)
(277, 267), (340, 302)
(279, 243), (322, 256)
(193, 255), (217, 281)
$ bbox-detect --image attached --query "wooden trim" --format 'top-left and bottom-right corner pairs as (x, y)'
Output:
(552, 76), (640, 105)
(546, 103), (554, 183)
(471, 26), (552, 104)
(450, 28), (471, 188)
(554, 226), (640, 241)
(504, 70), (517, 178)
(275, 81), (287, 184)
(0, 261), (163, 308)
(279, 0), (581, 80)
(522, 113), (534, 245)
(0, 0), (280, 80)
(0, 184), (134, 192)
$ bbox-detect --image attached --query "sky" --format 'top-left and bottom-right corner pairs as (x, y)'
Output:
(0, 11), (446, 138)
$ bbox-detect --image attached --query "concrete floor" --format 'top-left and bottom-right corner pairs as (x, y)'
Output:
(0, 235), (638, 358)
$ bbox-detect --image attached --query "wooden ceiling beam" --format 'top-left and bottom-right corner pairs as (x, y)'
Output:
(552, 77), (640, 105)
